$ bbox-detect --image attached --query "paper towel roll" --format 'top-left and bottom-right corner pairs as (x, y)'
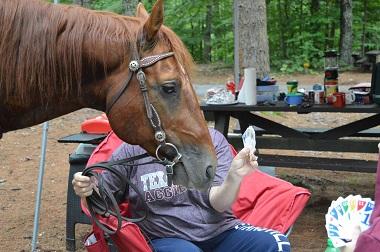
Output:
(238, 68), (257, 105)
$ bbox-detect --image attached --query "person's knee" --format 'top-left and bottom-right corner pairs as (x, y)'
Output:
(151, 237), (202, 252)
(232, 224), (291, 252)
(263, 231), (291, 252)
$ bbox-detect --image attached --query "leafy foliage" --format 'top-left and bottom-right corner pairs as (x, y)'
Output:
(48, 0), (380, 73)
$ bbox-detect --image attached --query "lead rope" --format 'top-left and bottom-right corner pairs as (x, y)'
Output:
(82, 153), (168, 236)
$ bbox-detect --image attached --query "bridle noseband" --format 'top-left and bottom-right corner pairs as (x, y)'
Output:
(106, 51), (182, 179)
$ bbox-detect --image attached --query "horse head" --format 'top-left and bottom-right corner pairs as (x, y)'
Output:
(105, 0), (217, 190)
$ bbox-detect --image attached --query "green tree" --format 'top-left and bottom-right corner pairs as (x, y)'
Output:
(47, 0), (380, 72)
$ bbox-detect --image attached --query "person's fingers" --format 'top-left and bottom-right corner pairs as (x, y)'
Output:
(82, 190), (93, 197)
(249, 153), (258, 161)
(75, 185), (93, 192)
(351, 224), (362, 239)
(73, 185), (93, 196)
(73, 172), (90, 182)
(73, 180), (91, 188)
(235, 147), (250, 159)
(249, 148), (255, 157)
(249, 160), (258, 168)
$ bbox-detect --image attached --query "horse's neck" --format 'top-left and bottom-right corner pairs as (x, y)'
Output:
(0, 3), (138, 133)
(0, 94), (86, 133)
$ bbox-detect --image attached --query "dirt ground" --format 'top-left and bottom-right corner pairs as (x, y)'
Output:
(0, 66), (377, 252)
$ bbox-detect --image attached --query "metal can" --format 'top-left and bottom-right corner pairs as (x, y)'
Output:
(314, 90), (325, 104)
(308, 91), (315, 103)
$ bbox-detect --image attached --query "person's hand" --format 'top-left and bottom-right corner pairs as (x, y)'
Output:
(229, 147), (258, 180)
(340, 224), (362, 252)
(72, 172), (94, 198)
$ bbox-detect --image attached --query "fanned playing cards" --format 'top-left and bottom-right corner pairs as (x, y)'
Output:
(242, 126), (256, 150)
(325, 195), (374, 248)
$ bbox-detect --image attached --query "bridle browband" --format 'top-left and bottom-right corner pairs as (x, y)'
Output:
(83, 51), (184, 236)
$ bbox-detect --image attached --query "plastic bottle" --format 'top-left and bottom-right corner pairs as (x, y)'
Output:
(324, 238), (340, 252)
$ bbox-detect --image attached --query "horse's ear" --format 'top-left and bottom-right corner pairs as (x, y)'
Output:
(136, 3), (149, 19)
(143, 0), (164, 43)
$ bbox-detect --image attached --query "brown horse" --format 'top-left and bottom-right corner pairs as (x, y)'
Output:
(0, 0), (217, 190)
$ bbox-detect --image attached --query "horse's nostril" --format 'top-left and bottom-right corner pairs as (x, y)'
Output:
(206, 165), (215, 179)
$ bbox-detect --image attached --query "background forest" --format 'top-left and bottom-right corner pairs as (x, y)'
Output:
(52, 0), (380, 73)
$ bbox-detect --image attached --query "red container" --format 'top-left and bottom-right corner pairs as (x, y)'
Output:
(332, 92), (346, 108)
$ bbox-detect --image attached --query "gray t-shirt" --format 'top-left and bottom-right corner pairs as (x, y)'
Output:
(102, 128), (240, 241)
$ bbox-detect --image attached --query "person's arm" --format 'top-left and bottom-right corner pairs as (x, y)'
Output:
(209, 147), (258, 212)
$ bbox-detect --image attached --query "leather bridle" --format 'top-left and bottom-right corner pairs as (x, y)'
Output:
(106, 51), (182, 177)
(83, 51), (185, 235)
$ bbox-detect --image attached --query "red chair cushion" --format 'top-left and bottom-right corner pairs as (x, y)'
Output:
(81, 113), (111, 134)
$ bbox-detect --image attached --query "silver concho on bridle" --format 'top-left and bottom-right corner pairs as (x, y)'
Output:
(129, 60), (140, 72)
(155, 131), (166, 142)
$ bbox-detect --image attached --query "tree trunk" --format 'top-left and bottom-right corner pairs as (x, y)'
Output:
(361, 0), (368, 56)
(277, 0), (287, 58)
(238, 0), (270, 78)
(203, 4), (212, 63)
(199, 19), (203, 61)
(72, 0), (91, 8)
(311, 0), (320, 14)
(339, 0), (353, 65)
(123, 0), (139, 16)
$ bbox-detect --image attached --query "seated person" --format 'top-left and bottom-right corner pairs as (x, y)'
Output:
(73, 128), (291, 252)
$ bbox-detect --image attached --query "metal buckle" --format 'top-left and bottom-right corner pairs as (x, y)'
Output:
(155, 143), (182, 164)
(166, 162), (174, 186)
(165, 162), (174, 175)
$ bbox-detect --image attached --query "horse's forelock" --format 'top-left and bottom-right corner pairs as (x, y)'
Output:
(164, 27), (195, 79)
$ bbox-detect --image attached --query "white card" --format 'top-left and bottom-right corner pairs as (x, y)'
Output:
(242, 126), (256, 150)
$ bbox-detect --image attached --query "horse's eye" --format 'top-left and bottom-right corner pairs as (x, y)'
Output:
(161, 81), (177, 94)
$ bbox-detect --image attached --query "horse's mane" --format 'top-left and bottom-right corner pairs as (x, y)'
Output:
(0, 0), (194, 104)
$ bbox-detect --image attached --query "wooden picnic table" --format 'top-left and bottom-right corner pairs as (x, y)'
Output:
(201, 102), (380, 173)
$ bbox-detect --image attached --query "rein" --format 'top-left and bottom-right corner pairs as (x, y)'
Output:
(84, 51), (183, 235)
(82, 153), (167, 235)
